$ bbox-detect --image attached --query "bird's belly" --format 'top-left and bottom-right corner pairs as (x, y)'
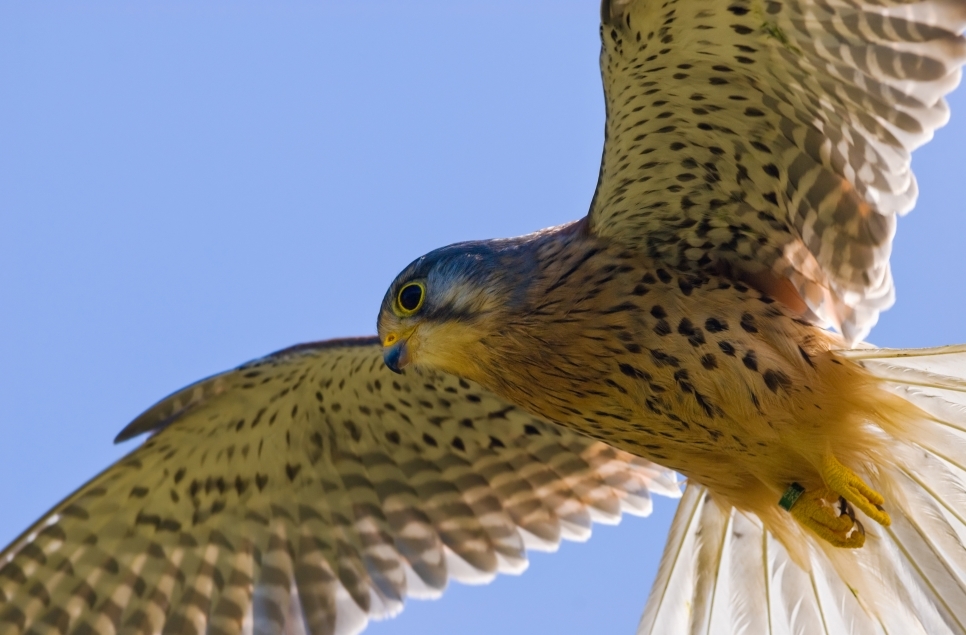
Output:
(494, 255), (873, 502)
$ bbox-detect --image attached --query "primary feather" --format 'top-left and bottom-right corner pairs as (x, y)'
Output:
(0, 340), (677, 634)
(592, 0), (965, 342)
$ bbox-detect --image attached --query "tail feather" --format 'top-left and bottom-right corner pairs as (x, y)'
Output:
(640, 344), (966, 635)
(689, 492), (729, 635)
(882, 469), (966, 630)
(727, 512), (773, 634)
(637, 485), (705, 634)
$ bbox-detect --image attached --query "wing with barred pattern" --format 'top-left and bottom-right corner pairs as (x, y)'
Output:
(591, 0), (966, 342)
(0, 338), (678, 635)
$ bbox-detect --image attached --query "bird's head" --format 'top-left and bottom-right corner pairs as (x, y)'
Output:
(377, 238), (534, 379)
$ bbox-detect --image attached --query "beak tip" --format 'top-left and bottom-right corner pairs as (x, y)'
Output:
(383, 345), (406, 374)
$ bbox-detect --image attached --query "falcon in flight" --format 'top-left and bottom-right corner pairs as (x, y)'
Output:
(4, 0), (966, 633)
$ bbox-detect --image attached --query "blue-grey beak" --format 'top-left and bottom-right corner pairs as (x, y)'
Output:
(383, 341), (410, 374)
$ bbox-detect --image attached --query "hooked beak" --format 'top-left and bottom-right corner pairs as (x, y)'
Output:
(382, 331), (413, 374)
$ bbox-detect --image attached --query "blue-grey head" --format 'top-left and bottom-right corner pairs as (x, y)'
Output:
(377, 235), (542, 377)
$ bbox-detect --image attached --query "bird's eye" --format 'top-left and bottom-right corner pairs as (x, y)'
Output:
(397, 282), (425, 315)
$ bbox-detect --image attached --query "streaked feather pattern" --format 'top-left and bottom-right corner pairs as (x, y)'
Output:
(0, 339), (679, 635)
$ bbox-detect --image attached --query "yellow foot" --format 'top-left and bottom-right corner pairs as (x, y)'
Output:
(821, 454), (891, 528)
(787, 486), (866, 548)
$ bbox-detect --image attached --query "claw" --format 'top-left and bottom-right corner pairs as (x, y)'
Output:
(822, 454), (891, 527)
(780, 455), (889, 548)
(789, 487), (866, 548)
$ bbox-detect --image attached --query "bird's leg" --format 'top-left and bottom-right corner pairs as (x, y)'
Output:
(780, 455), (890, 549)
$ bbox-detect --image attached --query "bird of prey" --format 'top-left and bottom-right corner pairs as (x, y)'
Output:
(3, 0), (966, 634)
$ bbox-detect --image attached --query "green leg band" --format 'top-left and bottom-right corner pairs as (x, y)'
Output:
(778, 482), (805, 511)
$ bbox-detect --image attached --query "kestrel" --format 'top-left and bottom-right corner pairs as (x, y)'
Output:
(4, 1), (966, 634)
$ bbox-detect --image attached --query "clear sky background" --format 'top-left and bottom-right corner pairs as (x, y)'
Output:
(1, 3), (965, 634)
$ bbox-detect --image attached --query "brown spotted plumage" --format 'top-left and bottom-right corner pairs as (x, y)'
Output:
(4, 0), (966, 634)
(0, 340), (675, 634)
(593, 0), (966, 343)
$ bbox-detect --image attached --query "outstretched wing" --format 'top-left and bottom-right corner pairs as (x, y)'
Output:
(0, 338), (678, 635)
(591, 0), (966, 342)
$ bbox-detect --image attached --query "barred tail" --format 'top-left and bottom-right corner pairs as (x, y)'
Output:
(638, 344), (966, 635)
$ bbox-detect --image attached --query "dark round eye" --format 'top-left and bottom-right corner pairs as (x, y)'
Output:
(397, 282), (425, 314)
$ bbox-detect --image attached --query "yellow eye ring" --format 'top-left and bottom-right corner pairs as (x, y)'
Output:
(396, 281), (426, 316)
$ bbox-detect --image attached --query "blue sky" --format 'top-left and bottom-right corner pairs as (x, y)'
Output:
(1, 3), (964, 634)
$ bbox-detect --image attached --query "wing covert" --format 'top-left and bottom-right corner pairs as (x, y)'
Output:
(591, 0), (966, 342)
(0, 338), (678, 635)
